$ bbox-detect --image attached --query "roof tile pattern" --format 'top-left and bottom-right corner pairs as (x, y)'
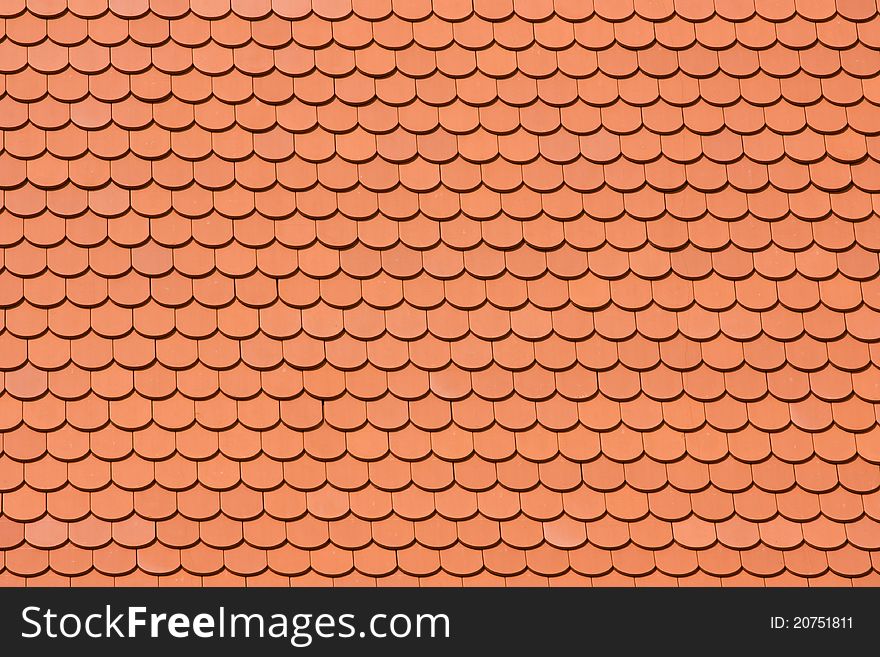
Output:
(1, 0), (880, 586)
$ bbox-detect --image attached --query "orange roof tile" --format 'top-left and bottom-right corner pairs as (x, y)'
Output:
(0, 0), (879, 586)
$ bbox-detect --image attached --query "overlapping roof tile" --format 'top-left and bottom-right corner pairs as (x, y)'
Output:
(0, 0), (879, 586)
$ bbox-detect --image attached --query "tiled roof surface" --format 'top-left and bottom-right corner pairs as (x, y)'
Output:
(1, 0), (879, 587)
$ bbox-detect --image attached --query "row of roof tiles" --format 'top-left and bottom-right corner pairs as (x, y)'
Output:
(0, 397), (877, 433)
(3, 214), (878, 251)
(1, 313), (880, 361)
(1, 310), (879, 354)
(2, 250), (879, 286)
(1, 293), (878, 333)
(2, 1), (880, 21)
(2, 511), (879, 551)
(0, 243), (878, 282)
(3, 569), (880, 587)
(3, 358), (880, 400)
(3, 132), (880, 171)
(2, 449), (878, 490)
(2, 99), (879, 137)
(2, 189), (880, 224)
(3, 353), (880, 398)
(3, 422), (877, 462)
(3, 545), (880, 586)
(3, 41), (880, 80)
(3, 155), (880, 196)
